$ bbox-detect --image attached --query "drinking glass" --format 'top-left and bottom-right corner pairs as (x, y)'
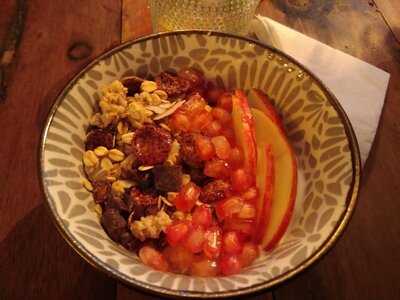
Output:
(149, 0), (260, 34)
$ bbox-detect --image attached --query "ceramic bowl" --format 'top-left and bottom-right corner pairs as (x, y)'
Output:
(39, 31), (360, 298)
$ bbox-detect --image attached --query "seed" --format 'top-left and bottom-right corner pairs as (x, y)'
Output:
(121, 132), (134, 144)
(81, 178), (93, 191)
(108, 149), (125, 162)
(101, 157), (113, 171)
(153, 89), (168, 100)
(94, 146), (108, 157)
(140, 80), (158, 93)
(83, 150), (99, 167)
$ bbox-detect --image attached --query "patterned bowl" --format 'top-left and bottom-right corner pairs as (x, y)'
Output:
(39, 31), (361, 298)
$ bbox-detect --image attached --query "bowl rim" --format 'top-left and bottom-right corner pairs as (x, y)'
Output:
(39, 29), (361, 298)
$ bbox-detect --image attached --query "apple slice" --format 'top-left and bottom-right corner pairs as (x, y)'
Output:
(251, 108), (297, 250)
(254, 143), (274, 244)
(231, 90), (257, 178)
(247, 89), (284, 131)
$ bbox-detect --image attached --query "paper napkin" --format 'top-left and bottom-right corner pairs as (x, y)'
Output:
(249, 16), (390, 165)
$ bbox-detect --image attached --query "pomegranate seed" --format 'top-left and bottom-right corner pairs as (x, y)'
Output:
(239, 242), (260, 267)
(204, 120), (222, 137)
(237, 203), (256, 219)
(211, 107), (232, 125)
(192, 206), (213, 228)
(211, 136), (231, 160)
(185, 226), (206, 253)
(203, 226), (222, 259)
(174, 182), (201, 212)
(190, 257), (219, 277)
(204, 159), (230, 179)
(231, 168), (252, 192)
(139, 246), (169, 271)
(222, 231), (243, 255)
(219, 254), (241, 276)
(165, 221), (190, 246)
(195, 135), (215, 161)
(215, 196), (244, 220)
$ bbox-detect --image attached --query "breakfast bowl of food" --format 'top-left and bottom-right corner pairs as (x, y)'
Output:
(39, 31), (360, 298)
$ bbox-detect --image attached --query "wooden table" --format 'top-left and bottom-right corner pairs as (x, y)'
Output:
(1, 1), (399, 299)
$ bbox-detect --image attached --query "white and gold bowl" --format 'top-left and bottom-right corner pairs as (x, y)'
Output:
(39, 31), (360, 298)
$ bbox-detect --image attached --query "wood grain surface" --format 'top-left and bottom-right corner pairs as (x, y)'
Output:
(1, 0), (399, 299)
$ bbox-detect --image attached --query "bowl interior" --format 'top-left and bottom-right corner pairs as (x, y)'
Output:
(41, 31), (359, 297)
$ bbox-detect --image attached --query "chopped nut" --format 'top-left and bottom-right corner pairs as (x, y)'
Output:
(108, 149), (125, 162)
(83, 150), (99, 167)
(121, 132), (134, 144)
(205, 105), (212, 112)
(81, 178), (93, 191)
(101, 157), (113, 171)
(140, 80), (158, 93)
(94, 146), (109, 157)
(153, 89), (168, 100)
(130, 210), (172, 241)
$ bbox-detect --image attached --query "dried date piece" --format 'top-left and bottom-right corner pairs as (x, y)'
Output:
(120, 231), (141, 251)
(152, 165), (183, 192)
(200, 180), (231, 203)
(101, 208), (127, 242)
(105, 195), (129, 212)
(121, 75), (144, 96)
(177, 68), (205, 95)
(126, 187), (159, 220)
(133, 125), (172, 166)
(92, 181), (111, 204)
(155, 72), (190, 97)
(86, 129), (114, 150)
(188, 167), (211, 187)
(177, 133), (203, 168)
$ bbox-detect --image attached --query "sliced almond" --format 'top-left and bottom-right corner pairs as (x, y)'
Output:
(153, 100), (185, 120)
(138, 165), (154, 171)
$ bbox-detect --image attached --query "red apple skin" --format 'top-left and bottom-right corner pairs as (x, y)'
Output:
(254, 143), (274, 244)
(251, 108), (297, 251)
(263, 160), (297, 251)
(231, 90), (257, 180)
(248, 89), (285, 131)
